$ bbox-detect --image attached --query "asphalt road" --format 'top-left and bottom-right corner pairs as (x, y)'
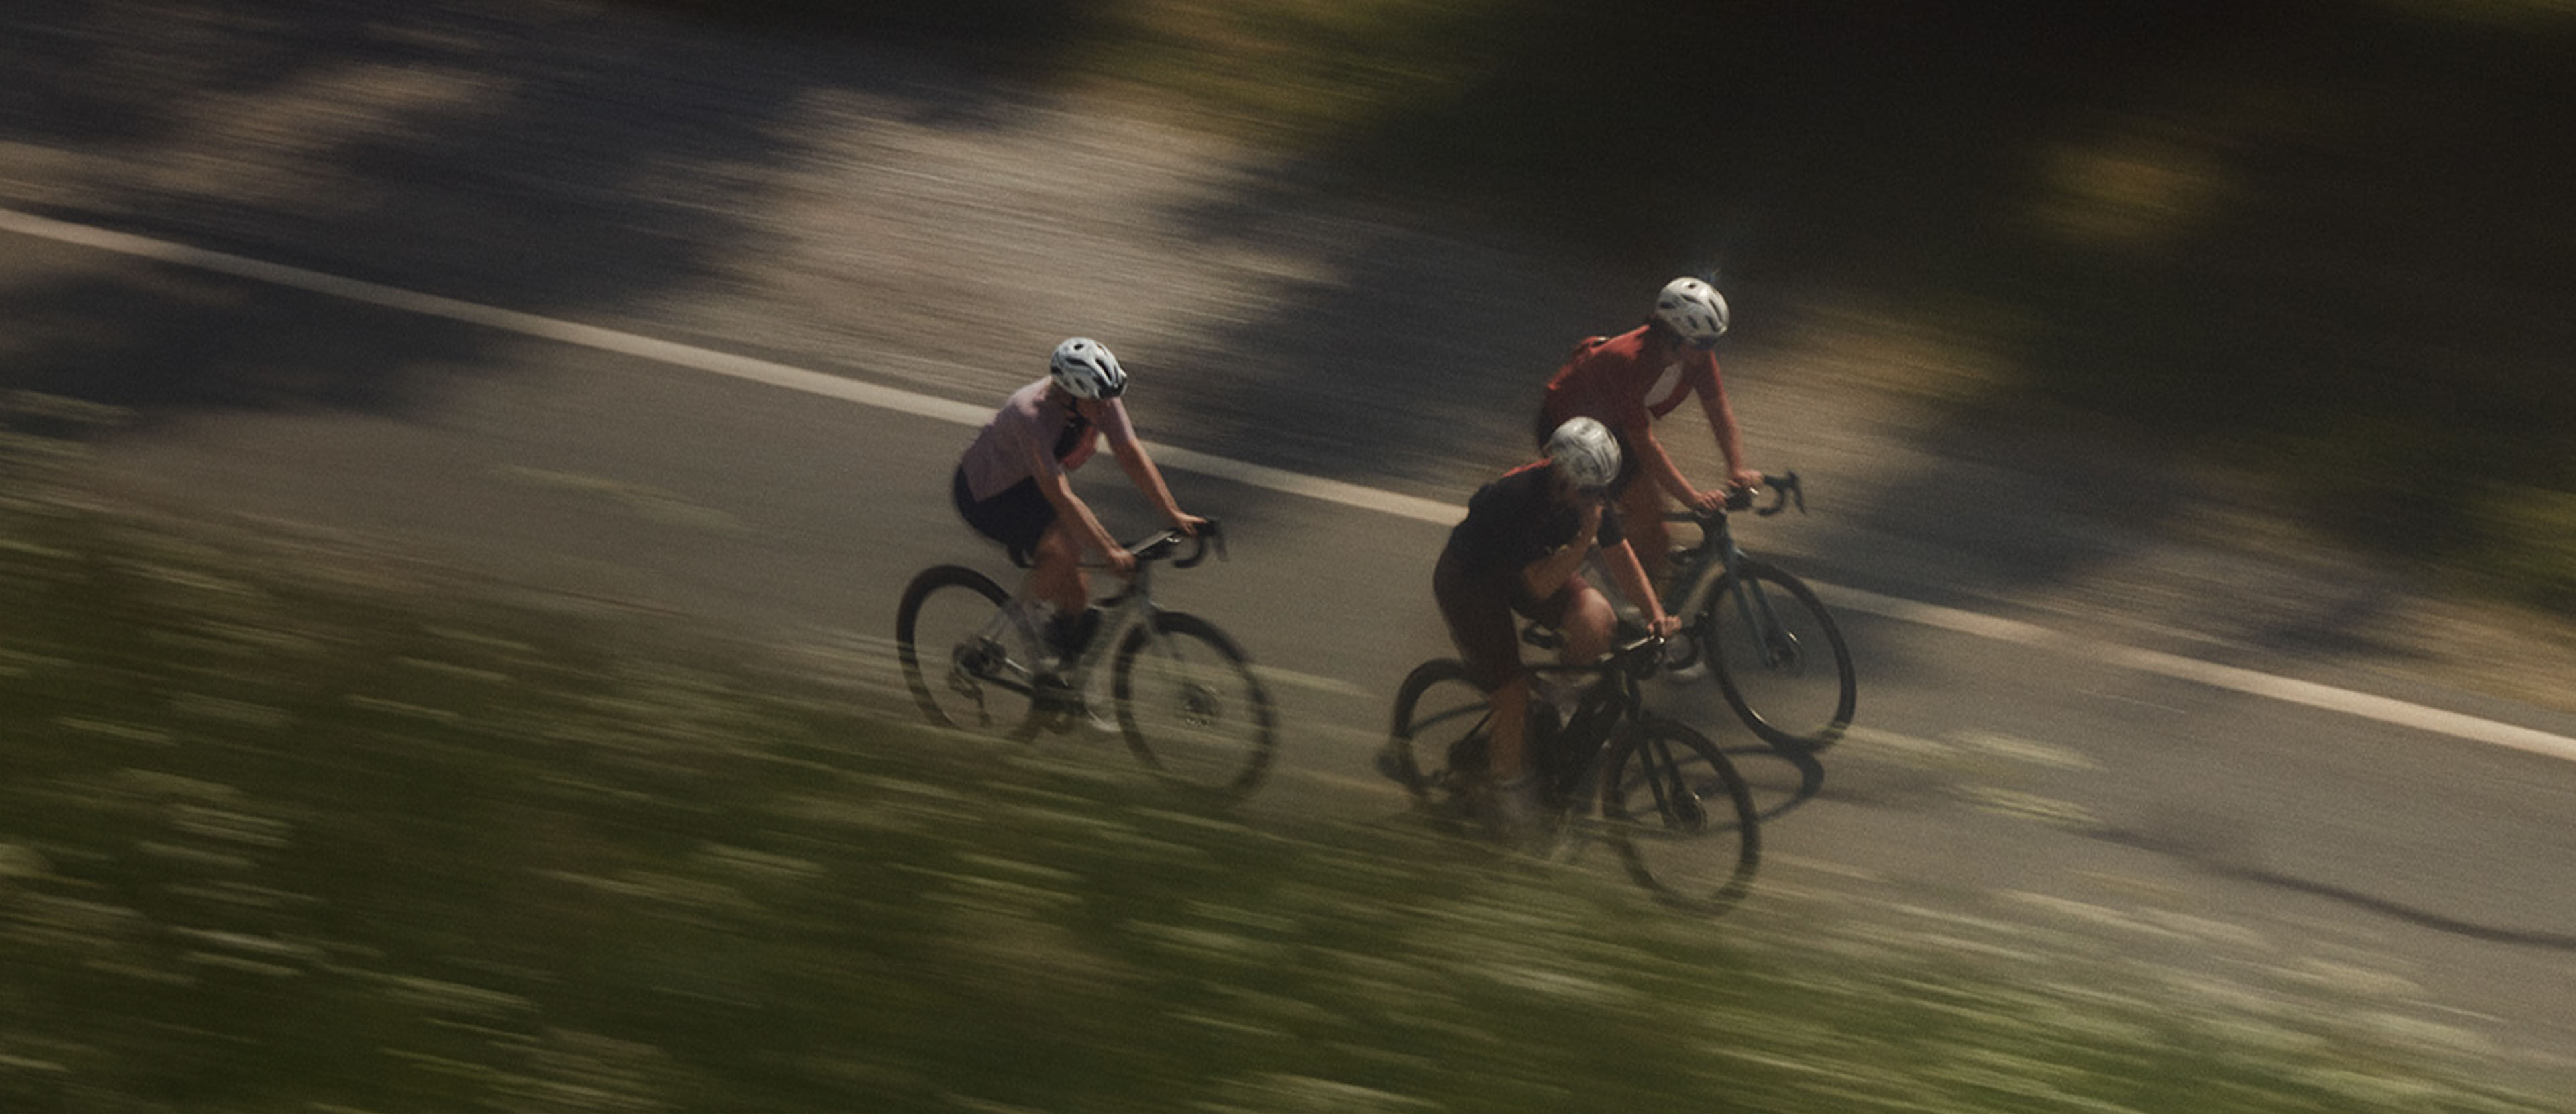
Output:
(7, 0), (2576, 1082)
(7, 213), (2575, 1076)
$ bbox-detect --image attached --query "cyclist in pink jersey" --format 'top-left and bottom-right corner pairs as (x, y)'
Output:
(1536, 276), (1761, 586)
(953, 337), (1204, 662)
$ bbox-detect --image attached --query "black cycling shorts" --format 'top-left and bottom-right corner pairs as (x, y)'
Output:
(1434, 550), (1579, 692)
(953, 467), (1057, 568)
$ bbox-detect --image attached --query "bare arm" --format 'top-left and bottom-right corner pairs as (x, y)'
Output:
(1627, 421), (1703, 507)
(1023, 436), (1124, 564)
(1107, 432), (1202, 535)
(1600, 538), (1678, 638)
(1695, 368), (1761, 491)
(1520, 534), (1597, 603)
(1520, 498), (1604, 601)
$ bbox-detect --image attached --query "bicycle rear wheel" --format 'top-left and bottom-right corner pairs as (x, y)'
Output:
(896, 566), (1041, 738)
(1601, 719), (1759, 915)
(1113, 612), (1277, 801)
(1700, 560), (1856, 753)
(1385, 659), (1490, 810)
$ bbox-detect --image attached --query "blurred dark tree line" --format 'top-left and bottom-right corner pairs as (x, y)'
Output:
(503, 0), (2576, 602)
(1322, 1), (2572, 570)
(634, 0), (1097, 50)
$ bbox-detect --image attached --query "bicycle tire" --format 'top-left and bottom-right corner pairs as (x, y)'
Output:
(896, 565), (1041, 739)
(1699, 560), (1856, 754)
(1385, 658), (1489, 810)
(1112, 611), (1277, 801)
(1601, 718), (1760, 915)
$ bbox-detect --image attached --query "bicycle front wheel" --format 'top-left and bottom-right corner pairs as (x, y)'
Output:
(1601, 719), (1759, 915)
(1700, 560), (1856, 753)
(896, 566), (1040, 738)
(1113, 612), (1277, 801)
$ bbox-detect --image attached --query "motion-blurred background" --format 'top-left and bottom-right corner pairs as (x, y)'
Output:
(4, 1), (2573, 1111)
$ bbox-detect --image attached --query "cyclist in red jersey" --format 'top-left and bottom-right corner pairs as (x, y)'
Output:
(1536, 276), (1761, 587)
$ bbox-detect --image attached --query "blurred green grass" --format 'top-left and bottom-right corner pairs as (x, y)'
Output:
(652, 0), (2576, 611)
(6, 397), (2568, 1110)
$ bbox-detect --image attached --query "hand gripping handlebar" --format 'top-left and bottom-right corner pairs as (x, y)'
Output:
(1126, 519), (1226, 568)
(1703, 471), (1805, 519)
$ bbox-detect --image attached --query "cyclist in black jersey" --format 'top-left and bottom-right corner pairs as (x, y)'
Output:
(1398, 417), (1680, 833)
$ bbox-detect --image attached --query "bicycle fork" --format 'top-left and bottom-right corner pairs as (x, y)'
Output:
(1731, 579), (1804, 670)
(1671, 551), (1800, 673)
(1640, 733), (1711, 833)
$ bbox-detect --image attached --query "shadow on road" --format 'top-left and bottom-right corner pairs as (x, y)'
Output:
(2092, 824), (2576, 952)
(0, 0), (1067, 427)
(5, 0), (2569, 725)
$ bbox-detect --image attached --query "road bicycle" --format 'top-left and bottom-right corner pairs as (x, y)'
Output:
(896, 521), (1277, 801)
(1658, 472), (1856, 754)
(1383, 633), (1760, 915)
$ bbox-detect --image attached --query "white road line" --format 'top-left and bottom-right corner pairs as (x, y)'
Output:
(1822, 584), (2576, 764)
(0, 207), (1460, 525)
(0, 207), (997, 429)
(8, 205), (2572, 762)
(1142, 444), (1459, 524)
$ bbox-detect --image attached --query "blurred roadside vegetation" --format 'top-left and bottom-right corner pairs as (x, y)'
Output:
(3, 393), (2563, 1111)
(651, 0), (2576, 611)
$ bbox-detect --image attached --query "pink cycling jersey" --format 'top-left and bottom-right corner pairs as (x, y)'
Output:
(957, 378), (1136, 502)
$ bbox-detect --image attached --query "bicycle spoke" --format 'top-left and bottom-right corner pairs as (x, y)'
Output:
(898, 568), (1040, 738)
(1114, 613), (1275, 800)
(1704, 562), (1856, 753)
(1603, 721), (1758, 915)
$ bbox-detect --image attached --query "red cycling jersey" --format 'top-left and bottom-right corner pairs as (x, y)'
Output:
(1537, 324), (1720, 435)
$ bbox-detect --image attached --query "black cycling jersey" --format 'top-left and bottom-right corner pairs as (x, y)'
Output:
(1440, 461), (1624, 582)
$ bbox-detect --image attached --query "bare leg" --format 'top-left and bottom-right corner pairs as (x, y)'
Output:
(1558, 582), (1616, 666)
(1024, 520), (1091, 616)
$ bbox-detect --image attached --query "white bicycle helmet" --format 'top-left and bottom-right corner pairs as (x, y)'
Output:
(1654, 276), (1731, 348)
(1546, 417), (1623, 491)
(1049, 336), (1127, 400)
